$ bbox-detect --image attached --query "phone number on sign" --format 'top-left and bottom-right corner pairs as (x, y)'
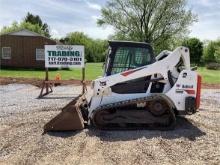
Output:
(48, 57), (82, 61)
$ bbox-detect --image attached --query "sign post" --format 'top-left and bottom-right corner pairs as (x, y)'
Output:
(38, 45), (85, 98)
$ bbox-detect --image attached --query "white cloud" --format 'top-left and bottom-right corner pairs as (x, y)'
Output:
(91, 15), (100, 21)
(84, 26), (114, 39)
(51, 28), (61, 38)
(49, 22), (114, 39)
(189, 20), (220, 41)
(86, 1), (101, 10)
(187, 0), (220, 40)
(0, 0), (219, 41)
(200, 0), (212, 6)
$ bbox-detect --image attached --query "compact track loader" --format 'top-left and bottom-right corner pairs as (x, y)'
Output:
(44, 41), (201, 132)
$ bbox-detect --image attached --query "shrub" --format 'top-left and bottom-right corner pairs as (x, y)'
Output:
(206, 62), (220, 70)
(203, 40), (220, 63)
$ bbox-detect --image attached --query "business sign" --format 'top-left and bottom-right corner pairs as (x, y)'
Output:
(45, 45), (84, 68)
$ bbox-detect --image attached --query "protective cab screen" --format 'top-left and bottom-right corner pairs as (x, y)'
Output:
(111, 47), (153, 75)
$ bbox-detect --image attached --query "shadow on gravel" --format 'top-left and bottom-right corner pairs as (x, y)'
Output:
(44, 117), (206, 141)
(46, 131), (80, 138)
(38, 96), (74, 99)
(87, 117), (206, 142)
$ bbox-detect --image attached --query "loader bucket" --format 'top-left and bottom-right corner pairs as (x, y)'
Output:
(44, 95), (85, 132)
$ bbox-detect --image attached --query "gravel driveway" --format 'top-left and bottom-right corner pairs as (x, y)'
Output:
(0, 84), (219, 165)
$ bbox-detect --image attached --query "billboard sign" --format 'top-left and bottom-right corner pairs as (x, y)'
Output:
(45, 45), (84, 68)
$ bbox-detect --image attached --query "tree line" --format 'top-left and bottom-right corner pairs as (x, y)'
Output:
(60, 32), (108, 62)
(182, 38), (220, 65)
(0, 0), (219, 66)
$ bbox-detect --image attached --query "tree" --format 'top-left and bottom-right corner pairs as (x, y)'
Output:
(203, 39), (220, 63)
(24, 12), (43, 26)
(0, 21), (45, 36)
(62, 32), (94, 62)
(0, 12), (50, 37)
(214, 46), (220, 63)
(98, 0), (197, 53)
(61, 32), (107, 62)
(203, 41), (216, 63)
(24, 12), (50, 37)
(182, 38), (203, 64)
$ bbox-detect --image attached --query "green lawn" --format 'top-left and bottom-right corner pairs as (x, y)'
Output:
(0, 63), (103, 80)
(0, 64), (219, 84)
(197, 67), (220, 84)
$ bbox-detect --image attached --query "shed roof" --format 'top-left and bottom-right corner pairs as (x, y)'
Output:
(6, 29), (42, 36)
(0, 29), (56, 42)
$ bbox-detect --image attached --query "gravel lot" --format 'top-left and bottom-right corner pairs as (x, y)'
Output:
(0, 84), (220, 165)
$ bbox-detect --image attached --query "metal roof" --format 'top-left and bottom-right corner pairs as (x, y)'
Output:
(0, 29), (55, 42)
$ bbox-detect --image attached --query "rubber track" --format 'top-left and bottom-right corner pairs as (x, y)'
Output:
(91, 94), (176, 130)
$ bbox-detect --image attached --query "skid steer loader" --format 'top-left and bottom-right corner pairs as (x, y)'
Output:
(44, 41), (201, 132)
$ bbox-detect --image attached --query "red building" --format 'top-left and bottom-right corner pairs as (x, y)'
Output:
(0, 29), (56, 68)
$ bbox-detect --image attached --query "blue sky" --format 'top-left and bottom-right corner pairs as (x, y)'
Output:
(0, 0), (219, 40)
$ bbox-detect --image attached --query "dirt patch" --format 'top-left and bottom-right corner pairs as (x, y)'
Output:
(202, 83), (220, 89)
(0, 77), (43, 87)
(0, 77), (91, 87)
(1, 77), (219, 89)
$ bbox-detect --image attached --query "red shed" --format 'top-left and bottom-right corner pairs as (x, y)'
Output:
(0, 29), (56, 69)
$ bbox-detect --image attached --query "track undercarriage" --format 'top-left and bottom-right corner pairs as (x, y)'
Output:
(44, 94), (177, 132)
(91, 95), (176, 130)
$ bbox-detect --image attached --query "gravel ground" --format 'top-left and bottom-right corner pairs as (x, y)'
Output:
(0, 84), (220, 165)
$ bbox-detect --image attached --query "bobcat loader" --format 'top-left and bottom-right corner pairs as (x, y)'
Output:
(44, 41), (201, 132)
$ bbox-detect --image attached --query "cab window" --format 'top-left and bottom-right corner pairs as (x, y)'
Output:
(111, 47), (153, 74)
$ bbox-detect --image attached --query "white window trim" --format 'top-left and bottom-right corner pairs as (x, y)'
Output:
(36, 48), (45, 61)
(2, 47), (11, 59)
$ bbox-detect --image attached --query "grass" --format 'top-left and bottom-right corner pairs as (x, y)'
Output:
(0, 64), (219, 84)
(0, 63), (103, 80)
(197, 67), (220, 84)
